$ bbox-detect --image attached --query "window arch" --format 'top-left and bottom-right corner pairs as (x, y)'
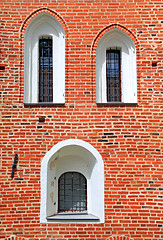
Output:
(24, 12), (65, 104)
(96, 28), (137, 104)
(40, 139), (104, 223)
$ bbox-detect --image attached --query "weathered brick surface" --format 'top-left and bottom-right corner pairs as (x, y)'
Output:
(0, 0), (163, 239)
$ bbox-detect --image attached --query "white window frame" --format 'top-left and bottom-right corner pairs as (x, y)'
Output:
(24, 13), (65, 104)
(40, 139), (104, 223)
(96, 28), (137, 104)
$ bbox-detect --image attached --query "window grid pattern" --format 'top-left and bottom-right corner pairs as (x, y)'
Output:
(58, 172), (87, 213)
(39, 37), (53, 102)
(106, 49), (121, 102)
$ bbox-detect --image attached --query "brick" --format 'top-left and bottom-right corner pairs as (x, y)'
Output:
(0, 1), (163, 240)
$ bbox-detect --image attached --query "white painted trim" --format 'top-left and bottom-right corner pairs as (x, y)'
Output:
(40, 139), (104, 223)
(47, 213), (99, 220)
(24, 12), (65, 104)
(96, 28), (137, 104)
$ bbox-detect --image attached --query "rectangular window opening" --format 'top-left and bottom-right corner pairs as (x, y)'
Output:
(106, 49), (121, 102)
(39, 37), (53, 103)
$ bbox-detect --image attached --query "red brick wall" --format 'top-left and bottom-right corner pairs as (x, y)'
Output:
(0, 0), (162, 239)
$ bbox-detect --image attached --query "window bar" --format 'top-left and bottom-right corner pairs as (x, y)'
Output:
(71, 172), (74, 212)
(47, 43), (50, 102)
(63, 171), (65, 211)
(58, 176), (60, 212)
(79, 172), (81, 212)
(40, 41), (44, 102)
(43, 40), (46, 102)
(47, 39), (52, 102)
(43, 39), (46, 102)
(85, 177), (87, 211)
(49, 38), (53, 102)
(78, 173), (80, 211)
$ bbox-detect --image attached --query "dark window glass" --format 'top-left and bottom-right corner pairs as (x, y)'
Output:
(58, 172), (87, 213)
(39, 37), (53, 102)
(106, 49), (121, 102)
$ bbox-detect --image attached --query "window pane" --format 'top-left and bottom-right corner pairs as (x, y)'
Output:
(39, 37), (53, 102)
(106, 49), (121, 102)
(58, 172), (87, 212)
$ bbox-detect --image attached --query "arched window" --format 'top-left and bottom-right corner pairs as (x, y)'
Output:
(96, 28), (137, 104)
(24, 13), (65, 104)
(40, 139), (104, 223)
(58, 172), (87, 213)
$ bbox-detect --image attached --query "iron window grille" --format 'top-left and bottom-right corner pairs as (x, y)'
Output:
(106, 49), (121, 102)
(58, 172), (87, 213)
(39, 37), (53, 102)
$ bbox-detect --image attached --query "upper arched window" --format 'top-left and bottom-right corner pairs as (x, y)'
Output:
(24, 13), (65, 104)
(96, 28), (137, 104)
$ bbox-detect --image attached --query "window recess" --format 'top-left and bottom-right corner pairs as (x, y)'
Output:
(40, 139), (104, 223)
(24, 13), (65, 104)
(96, 28), (137, 104)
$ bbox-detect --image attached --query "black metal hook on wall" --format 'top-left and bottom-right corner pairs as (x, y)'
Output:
(11, 153), (18, 179)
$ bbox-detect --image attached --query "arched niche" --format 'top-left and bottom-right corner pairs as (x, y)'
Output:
(40, 139), (104, 223)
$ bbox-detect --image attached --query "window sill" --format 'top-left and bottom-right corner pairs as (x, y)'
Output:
(97, 102), (138, 106)
(24, 102), (65, 106)
(46, 213), (99, 221)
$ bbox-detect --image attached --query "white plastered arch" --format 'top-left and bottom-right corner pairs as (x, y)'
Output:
(40, 139), (104, 223)
(24, 12), (65, 104)
(96, 28), (137, 103)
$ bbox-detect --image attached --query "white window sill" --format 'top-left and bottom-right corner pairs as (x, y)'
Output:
(96, 102), (138, 106)
(46, 212), (99, 221)
(24, 102), (65, 106)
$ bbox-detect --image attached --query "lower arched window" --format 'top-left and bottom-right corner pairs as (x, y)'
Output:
(58, 172), (87, 213)
(40, 139), (104, 223)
